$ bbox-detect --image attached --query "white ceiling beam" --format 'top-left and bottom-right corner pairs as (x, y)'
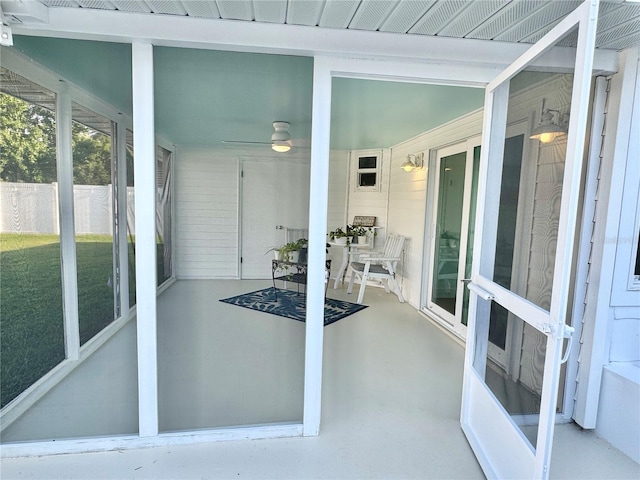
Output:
(10, 6), (619, 74)
(1, 0), (50, 23)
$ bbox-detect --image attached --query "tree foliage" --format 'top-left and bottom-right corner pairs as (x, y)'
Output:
(72, 123), (111, 185)
(0, 92), (112, 185)
(0, 93), (56, 183)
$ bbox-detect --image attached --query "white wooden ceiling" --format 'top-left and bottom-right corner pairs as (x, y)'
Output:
(32, 0), (640, 51)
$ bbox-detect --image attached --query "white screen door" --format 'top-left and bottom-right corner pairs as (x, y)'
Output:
(460, 1), (598, 479)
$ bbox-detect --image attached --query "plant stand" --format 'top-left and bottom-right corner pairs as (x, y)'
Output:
(271, 259), (332, 301)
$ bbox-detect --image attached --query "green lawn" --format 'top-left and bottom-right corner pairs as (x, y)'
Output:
(1, 234), (65, 408)
(0, 233), (131, 407)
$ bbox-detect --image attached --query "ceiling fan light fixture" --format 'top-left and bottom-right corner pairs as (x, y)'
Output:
(272, 142), (291, 153)
(271, 121), (292, 153)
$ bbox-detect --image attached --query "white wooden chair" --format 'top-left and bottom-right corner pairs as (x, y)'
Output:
(347, 234), (406, 304)
(284, 227), (308, 244)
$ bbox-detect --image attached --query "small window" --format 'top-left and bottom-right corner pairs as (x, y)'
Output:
(359, 156), (377, 169)
(359, 172), (377, 187)
(352, 150), (382, 192)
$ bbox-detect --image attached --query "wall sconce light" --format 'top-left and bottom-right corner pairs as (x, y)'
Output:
(401, 152), (424, 172)
(271, 121), (291, 153)
(530, 99), (568, 144)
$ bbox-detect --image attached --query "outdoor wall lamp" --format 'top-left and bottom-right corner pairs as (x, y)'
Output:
(530, 99), (569, 144)
(401, 152), (424, 172)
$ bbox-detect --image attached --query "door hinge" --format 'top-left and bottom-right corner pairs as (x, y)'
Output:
(240, 257), (243, 263)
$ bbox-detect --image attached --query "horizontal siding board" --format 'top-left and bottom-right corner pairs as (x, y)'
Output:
(177, 189), (238, 200)
(175, 150), (239, 278)
(177, 239), (238, 248)
(174, 216), (236, 226)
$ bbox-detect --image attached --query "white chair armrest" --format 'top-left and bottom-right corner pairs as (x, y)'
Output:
(355, 251), (383, 259)
(360, 256), (400, 263)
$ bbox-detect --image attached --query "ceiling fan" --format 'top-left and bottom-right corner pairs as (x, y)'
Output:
(222, 121), (304, 153)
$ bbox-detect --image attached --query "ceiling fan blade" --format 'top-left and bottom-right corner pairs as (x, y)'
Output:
(221, 140), (272, 145)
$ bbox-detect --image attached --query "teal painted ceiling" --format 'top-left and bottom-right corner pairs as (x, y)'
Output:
(13, 36), (133, 117)
(153, 47), (314, 148)
(331, 78), (483, 149)
(12, 36), (484, 150)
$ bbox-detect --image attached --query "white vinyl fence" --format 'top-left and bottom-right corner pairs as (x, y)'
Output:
(0, 182), (135, 235)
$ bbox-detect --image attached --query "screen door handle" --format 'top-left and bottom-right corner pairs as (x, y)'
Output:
(561, 325), (576, 364)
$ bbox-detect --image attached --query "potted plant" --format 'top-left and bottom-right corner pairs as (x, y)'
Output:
(441, 230), (459, 249)
(348, 225), (370, 245)
(266, 239), (306, 263)
(296, 238), (308, 263)
(328, 227), (350, 245)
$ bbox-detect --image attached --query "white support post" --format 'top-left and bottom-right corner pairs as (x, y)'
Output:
(574, 47), (639, 428)
(56, 83), (80, 361)
(117, 118), (130, 317)
(132, 42), (159, 437)
(303, 58), (332, 436)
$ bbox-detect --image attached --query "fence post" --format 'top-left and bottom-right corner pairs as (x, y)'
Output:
(52, 182), (59, 235)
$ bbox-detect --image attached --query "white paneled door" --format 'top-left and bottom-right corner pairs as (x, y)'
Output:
(460, 1), (598, 479)
(241, 158), (310, 279)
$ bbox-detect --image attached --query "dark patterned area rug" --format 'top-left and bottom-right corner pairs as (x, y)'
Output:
(219, 288), (367, 326)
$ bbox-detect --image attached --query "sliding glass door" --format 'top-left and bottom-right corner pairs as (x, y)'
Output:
(425, 124), (527, 369)
(425, 137), (479, 338)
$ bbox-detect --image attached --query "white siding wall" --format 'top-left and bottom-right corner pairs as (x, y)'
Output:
(327, 150), (349, 232)
(174, 146), (239, 279)
(326, 150), (349, 280)
(174, 145), (313, 279)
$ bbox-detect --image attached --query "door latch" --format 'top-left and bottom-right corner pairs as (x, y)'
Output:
(467, 282), (495, 301)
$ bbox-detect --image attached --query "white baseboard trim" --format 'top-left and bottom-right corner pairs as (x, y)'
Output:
(418, 309), (466, 348)
(1, 423), (303, 458)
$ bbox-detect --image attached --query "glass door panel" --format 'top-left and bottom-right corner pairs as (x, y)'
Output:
(473, 299), (545, 449)
(431, 151), (466, 317)
(461, 146), (481, 327)
(426, 138), (481, 338)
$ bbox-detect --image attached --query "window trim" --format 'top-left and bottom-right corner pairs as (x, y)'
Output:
(351, 149), (382, 192)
